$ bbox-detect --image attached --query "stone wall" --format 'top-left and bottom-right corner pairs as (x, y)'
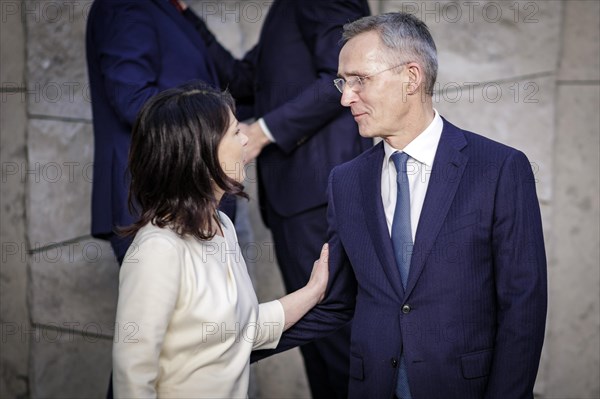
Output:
(1, 0), (598, 398)
(544, 1), (599, 397)
(1, 0), (29, 397)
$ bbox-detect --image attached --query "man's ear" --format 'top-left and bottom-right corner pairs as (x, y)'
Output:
(406, 63), (423, 95)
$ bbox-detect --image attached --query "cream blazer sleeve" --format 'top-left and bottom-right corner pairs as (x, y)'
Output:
(112, 233), (182, 399)
(254, 300), (285, 350)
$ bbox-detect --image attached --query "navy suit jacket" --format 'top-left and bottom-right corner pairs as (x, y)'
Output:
(199, 0), (372, 219)
(86, 0), (229, 237)
(262, 119), (547, 399)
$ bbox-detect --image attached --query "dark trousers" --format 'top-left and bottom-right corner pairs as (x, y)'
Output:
(267, 205), (351, 399)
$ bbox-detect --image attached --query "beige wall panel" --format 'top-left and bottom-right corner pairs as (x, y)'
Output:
(380, 1), (562, 84)
(559, 0), (600, 81)
(28, 238), (118, 335)
(29, 331), (112, 399)
(1, 1), (30, 397)
(27, 119), (93, 246)
(25, 0), (93, 119)
(543, 84), (599, 398)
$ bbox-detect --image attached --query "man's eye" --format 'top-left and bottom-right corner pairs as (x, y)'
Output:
(350, 76), (363, 85)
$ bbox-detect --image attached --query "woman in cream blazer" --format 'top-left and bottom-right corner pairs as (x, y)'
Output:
(112, 82), (329, 398)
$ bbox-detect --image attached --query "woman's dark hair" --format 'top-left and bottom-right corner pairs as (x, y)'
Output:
(122, 81), (247, 240)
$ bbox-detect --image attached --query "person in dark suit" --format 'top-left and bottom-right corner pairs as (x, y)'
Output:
(256, 12), (548, 399)
(188, 1), (372, 397)
(86, 0), (238, 265)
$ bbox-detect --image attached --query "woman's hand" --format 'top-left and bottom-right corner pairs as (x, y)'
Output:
(306, 243), (329, 304)
(277, 243), (330, 331)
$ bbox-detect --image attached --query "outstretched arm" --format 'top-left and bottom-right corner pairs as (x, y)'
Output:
(251, 170), (357, 362)
(279, 244), (330, 331)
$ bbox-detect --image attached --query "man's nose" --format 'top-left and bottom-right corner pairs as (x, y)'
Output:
(340, 86), (358, 107)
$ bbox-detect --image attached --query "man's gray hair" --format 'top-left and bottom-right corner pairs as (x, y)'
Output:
(342, 13), (438, 95)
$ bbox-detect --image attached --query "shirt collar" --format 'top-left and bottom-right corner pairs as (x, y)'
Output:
(383, 109), (443, 167)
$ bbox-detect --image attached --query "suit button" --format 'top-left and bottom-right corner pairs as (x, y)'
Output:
(402, 304), (411, 314)
(296, 136), (307, 146)
(391, 358), (398, 368)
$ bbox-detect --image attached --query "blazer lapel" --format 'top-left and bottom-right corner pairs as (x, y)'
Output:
(360, 143), (405, 300)
(151, 0), (220, 84)
(404, 119), (468, 298)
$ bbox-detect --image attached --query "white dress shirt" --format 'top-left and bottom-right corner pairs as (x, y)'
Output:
(258, 117), (276, 142)
(113, 212), (285, 398)
(381, 110), (444, 240)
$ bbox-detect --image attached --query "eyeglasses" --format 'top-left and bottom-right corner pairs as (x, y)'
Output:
(333, 62), (411, 94)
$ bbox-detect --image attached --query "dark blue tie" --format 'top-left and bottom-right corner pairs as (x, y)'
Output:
(391, 152), (412, 288)
(391, 151), (413, 399)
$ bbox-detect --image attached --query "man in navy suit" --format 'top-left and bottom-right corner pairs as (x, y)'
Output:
(258, 12), (547, 399)
(86, 0), (238, 264)
(189, 1), (372, 397)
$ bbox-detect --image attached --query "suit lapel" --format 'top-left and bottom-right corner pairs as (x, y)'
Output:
(151, 0), (220, 84)
(404, 119), (468, 298)
(360, 143), (405, 300)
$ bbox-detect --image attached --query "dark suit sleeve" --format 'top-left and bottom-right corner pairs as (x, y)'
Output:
(262, 0), (368, 154)
(94, 2), (161, 126)
(485, 151), (547, 398)
(251, 168), (357, 362)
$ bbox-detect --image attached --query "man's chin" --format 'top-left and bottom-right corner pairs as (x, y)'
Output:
(358, 128), (375, 138)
